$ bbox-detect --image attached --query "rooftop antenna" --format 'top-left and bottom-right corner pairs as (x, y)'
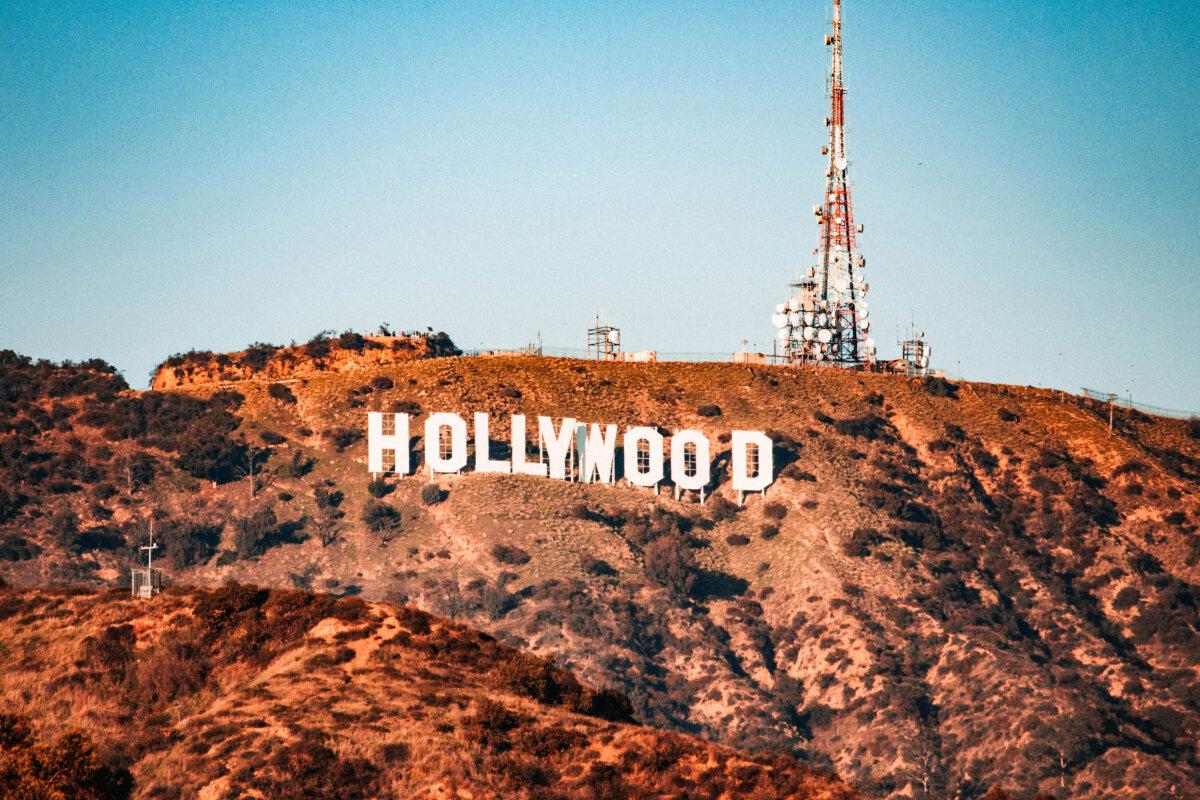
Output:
(131, 519), (162, 598)
(771, 0), (875, 367)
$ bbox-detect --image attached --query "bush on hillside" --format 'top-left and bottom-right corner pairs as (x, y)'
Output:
(304, 331), (333, 359)
(425, 331), (461, 357)
(762, 502), (788, 520)
(267, 383), (296, 404)
(490, 543), (531, 566)
(323, 427), (362, 452)
(924, 376), (959, 398)
(420, 482), (445, 505)
(580, 555), (617, 576)
(696, 404), (722, 417)
(1188, 417), (1200, 439)
(361, 501), (401, 541)
(0, 712), (134, 800)
(159, 519), (223, 569)
(278, 450), (316, 478)
(259, 430), (286, 446)
(366, 476), (392, 498)
(644, 534), (696, 598)
(336, 331), (368, 351)
(240, 342), (279, 371)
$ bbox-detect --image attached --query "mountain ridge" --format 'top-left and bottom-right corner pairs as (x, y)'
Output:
(1, 347), (1198, 797)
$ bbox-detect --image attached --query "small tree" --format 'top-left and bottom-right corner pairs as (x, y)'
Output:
(361, 500), (401, 543)
(644, 534), (696, 599)
(232, 506), (278, 559)
(901, 724), (946, 799)
(1026, 712), (1099, 791)
(312, 505), (345, 548)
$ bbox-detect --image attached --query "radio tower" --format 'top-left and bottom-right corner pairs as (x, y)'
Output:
(771, 0), (875, 366)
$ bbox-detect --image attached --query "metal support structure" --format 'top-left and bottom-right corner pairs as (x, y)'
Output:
(131, 521), (162, 599)
(587, 316), (621, 361)
(772, 0), (874, 367)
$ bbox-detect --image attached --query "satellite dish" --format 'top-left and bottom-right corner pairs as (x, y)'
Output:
(817, 329), (833, 344)
(817, 313), (828, 326)
(787, 312), (801, 326)
(775, 303), (787, 314)
(861, 282), (870, 294)
(814, 350), (824, 361)
(834, 156), (847, 172)
(787, 297), (802, 312)
(865, 337), (875, 349)
(608, 330), (621, 344)
(776, 328), (791, 341)
(862, 321), (870, 333)
(803, 311), (814, 325)
(859, 300), (868, 310)
(802, 298), (815, 312)
(772, 313), (788, 329)
(803, 327), (815, 341)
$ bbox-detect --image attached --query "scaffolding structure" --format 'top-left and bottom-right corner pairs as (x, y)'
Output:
(587, 317), (621, 361)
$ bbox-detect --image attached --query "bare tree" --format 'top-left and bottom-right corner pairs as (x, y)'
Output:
(312, 505), (344, 548)
(902, 723), (947, 799)
(1026, 712), (1097, 791)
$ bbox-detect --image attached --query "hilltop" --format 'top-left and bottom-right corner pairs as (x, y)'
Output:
(2, 347), (1199, 797)
(149, 328), (460, 390)
(0, 583), (859, 799)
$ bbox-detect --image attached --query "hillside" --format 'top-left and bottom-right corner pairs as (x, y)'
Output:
(2, 348), (1199, 797)
(149, 329), (460, 390)
(0, 583), (859, 799)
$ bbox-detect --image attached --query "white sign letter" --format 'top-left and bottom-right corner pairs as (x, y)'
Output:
(424, 412), (468, 474)
(473, 412), (511, 474)
(623, 426), (664, 487)
(670, 429), (711, 491)
(367, 412), (410, 475)
(511, 415), (548, 477)
(538, 416), (576, 480)
(732, 430), (774, 493)
(579, 423), (617, 484)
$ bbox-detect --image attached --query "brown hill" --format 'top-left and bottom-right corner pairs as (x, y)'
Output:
(2, 348), (1200, 797)
(0, 583), (859, 799)
(148, 329), (460, 390)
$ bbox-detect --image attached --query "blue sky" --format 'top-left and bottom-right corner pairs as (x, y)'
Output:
(1, 1), (1197, 408)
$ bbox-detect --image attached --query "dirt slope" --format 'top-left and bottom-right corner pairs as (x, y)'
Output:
(0, 584), (859, 799)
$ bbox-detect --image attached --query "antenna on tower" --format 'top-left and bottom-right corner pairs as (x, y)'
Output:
(771, 0), (875, 368)
(131, 518), (162, 599)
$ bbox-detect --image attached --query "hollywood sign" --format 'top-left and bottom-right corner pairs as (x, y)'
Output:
(366, 412), (774, 501)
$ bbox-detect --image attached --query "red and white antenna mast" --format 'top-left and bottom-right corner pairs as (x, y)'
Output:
(771, 0), (875, 366)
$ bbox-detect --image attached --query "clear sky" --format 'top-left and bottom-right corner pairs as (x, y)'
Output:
(2, 1), (1197, 409)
